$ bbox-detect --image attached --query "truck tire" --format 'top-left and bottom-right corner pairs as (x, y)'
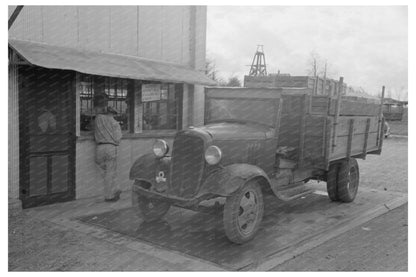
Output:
(337, 158), (360, 203)
(223, 179), (264, 244)
(132, 190), (171, 222)
(326, 163), (339, 201)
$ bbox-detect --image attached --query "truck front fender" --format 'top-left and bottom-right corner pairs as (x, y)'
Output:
(129, 153), (171, 185)
(197, 163), (271, 197)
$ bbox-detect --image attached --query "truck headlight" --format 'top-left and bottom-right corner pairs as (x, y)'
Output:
(153, 139), (169, 158)
(205, 145), (222, 165)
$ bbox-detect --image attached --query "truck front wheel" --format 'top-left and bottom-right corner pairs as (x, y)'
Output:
(132, 190), (171, 222)
(223, 180), (264, 244)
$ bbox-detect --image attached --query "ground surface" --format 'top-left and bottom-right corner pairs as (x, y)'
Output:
(272, 203), (408, 271)
(8, 137), (408, 271)
(358, 136), (407, 193)
(388, 120), (408, 136)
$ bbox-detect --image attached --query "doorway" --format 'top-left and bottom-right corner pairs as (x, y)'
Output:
(19, 66), (76, 208)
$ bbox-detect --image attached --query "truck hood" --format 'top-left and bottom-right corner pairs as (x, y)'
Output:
(191, 122), (274, 140)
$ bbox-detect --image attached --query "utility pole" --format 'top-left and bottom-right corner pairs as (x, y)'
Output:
(248, 45), (267, 76)
(9, 6), (24, 30)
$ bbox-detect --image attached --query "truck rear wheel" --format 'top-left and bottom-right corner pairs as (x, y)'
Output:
(223, 180), (264, 244)
(326, 158), (359, 203)
(326, 163), (339, 201)
(132, 190), (171, 222)
(337, 158), (360, 202)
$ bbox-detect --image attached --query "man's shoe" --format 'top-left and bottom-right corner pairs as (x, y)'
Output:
(113, 189), (122, 201)
(105, 190), (122, 202)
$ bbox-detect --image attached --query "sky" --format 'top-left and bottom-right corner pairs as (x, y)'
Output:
(206, 6), (408, 98)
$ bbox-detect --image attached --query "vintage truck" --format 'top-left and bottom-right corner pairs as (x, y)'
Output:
(129, 79), (385, 244)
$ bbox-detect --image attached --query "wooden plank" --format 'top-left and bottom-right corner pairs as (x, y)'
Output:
(361, 118), (371, 159)
(312, 96), (330, 106)
(281, 88), (313, 94)
(161, 6), (185, 63)
(42, 6), (78, 49)
(78, 6), (111, 52)
(310, 106), (328, 115)
(279, 115), (301, 152)
(305, 116), (326, 130)
(109, 6), (138, 56)
(378, 117), (385, 152)
(335, 116), (378, 136)
(298, 94), (307, 167)
(302, 115), (328, 169)
(322, 117), (327, 157)
(343, 95), (381, 104)
(331, 77), (343, 152)
(327, 99), (380, 116)
(346, 119), (354, 159)
(308, 93), (313, 114)
(317, 78), (324, 95)
(324, 116), (333, 169)
(282, 94), (304, 114)
(8, 6), (43, 42)
(274, 98), (283, 141)
(376, 86), (385, 147)
(340, 101), (380, 116)
(311, 96), (330, 115)
(244, 75), (275, 83)
(138, 6), (163, 60)
(181, 7), (191, 65)
(330, 132), (379, 160)
(206, 87), (283, 99)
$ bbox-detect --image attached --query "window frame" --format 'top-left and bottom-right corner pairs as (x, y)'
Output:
(76, 73), (183, 138)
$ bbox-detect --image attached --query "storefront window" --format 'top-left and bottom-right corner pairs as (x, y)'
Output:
(79, 75), (95, 131)
(142, 84), (179, 130)
(79, 74), (182, 136)
(79, 74), (130, 132)
(104, 78), (129, 131)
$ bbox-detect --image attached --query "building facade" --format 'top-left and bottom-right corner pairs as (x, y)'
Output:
(8, 6), (214, 209)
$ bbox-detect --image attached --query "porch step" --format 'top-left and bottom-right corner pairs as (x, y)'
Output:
(274, 182), (315, 202)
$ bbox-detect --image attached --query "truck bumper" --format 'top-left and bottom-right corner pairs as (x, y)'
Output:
(132, 181), (214, 208)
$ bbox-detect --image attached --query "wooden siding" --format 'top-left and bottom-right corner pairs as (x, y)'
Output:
(9, 6), (44, 42)
(8, 59), (20, 200)
(138, 6), (163, 60)
(9, 6), (197, 66)
(43, 6), (78, 49)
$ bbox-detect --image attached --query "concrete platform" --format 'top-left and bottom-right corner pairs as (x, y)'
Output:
(76, 183), (407, 271)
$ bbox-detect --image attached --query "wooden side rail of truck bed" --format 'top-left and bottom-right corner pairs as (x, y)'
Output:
(278, 85), (385, 170)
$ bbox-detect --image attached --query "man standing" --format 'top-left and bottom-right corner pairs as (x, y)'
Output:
(94, 94), (122, 202)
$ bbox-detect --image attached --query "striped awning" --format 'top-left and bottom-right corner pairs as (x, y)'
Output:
(8, 39), (216, 86)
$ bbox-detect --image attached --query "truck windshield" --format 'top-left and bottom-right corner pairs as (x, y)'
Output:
(206, 98), (276, 127)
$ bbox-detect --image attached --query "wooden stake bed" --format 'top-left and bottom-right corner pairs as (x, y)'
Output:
(278, 90), (384, 170)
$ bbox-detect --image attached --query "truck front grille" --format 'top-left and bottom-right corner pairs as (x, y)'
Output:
(170, 134), (205, 198)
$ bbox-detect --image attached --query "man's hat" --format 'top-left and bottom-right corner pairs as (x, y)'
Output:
(93, 93), (108, 108)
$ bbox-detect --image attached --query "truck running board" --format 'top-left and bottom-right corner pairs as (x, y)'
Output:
(273, 182), (315, 202)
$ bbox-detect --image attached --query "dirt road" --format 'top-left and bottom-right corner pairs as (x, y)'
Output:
(272, 203), (408, 271)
